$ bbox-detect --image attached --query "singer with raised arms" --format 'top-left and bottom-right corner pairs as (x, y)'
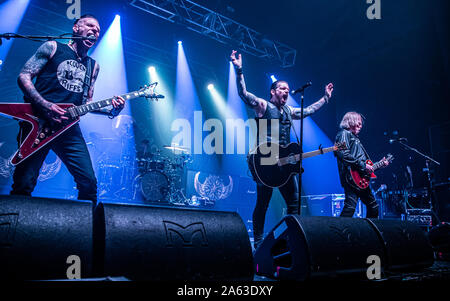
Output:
(230, 50), (334, 249)
(10, 14), (125, 204)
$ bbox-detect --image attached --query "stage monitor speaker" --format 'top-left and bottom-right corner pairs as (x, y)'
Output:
(94, 203), (253, 280)
(0, 195), (93, 280)
(367, 219), (434, 270)
(253, 215), (434, 280)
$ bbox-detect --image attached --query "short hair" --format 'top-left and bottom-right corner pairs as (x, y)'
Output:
(339, 111), (364, 130)
(269, 80), (288, 99)
(73, 14), (98, 25)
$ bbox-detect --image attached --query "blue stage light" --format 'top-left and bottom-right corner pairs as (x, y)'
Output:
(0, 0), (30, 62)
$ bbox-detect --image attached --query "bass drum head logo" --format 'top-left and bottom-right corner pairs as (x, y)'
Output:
(57, 59), (86, 93)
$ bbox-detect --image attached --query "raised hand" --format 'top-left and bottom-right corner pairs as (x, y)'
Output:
(230, 50), (242, 69)
(325, 83), (334, 99)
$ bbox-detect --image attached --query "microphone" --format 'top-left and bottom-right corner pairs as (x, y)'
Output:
(73, 34), (97, 42)
(84, 35), (97, 42)
(291, 81), (312, 95)
(389, 137), (408, 144)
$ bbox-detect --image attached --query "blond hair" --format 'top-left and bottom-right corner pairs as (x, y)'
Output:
(339, 112), (363, 130)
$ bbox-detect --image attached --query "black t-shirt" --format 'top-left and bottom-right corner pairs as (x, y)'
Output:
(25, 42), (95, 106)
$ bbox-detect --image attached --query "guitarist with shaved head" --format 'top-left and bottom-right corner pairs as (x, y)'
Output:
(10, 14), (125, 204)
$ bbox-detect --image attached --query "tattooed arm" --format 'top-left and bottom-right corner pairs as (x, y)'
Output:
(290, 83), (334, 120)
(87, 62), (125, 117)
(230, 50), (267, 116)
(17, 41), (68, 122)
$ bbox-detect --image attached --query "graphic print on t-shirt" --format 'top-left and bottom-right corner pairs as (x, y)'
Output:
(57, 59), (86, 93)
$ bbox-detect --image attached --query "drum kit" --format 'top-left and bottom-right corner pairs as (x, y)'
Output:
(133, 143), (192, 204)
(87, 115), (192, 204)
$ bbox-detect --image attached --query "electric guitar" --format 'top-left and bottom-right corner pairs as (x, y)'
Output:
(0, 85), (163, 165)
(248, 142), (347, 188)
(346, 154), (394, 190)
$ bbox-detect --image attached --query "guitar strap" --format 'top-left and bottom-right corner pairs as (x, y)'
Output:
(354, 133), (371, 161)
(82, 58), (93, 105)
(283, 105), (301, 149)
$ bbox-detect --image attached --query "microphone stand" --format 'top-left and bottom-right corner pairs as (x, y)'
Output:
(0, 33), (91, 45)
(297, 90), (305, 216)
(290, 87), (307, 216)
(397, 140), (441, 224)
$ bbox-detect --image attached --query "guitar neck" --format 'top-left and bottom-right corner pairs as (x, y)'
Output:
(299, 146), (336, 160)
(372, 159), (386, 171)
(69, 91), (142, 117)
(277, 145), (336, 167)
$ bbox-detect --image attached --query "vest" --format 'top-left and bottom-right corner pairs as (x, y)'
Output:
(25, 42), (94, 106)
(255, 102), (292, 146)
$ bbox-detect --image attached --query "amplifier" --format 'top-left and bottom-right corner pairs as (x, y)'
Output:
(406, 209), (433, 228)
(302, 194), (366, 217)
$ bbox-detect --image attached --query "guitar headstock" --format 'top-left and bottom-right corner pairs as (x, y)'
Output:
(334, 142), (347, 151)
(139, 83), (165, 100)
(386, 153), (394, 163)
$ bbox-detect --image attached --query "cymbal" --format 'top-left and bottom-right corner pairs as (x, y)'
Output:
(163, 145), (190, 153)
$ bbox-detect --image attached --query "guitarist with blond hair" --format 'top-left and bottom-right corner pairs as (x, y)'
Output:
(335, 112), (390, 218)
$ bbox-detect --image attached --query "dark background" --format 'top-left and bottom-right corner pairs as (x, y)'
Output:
(0, 0), (448, 219)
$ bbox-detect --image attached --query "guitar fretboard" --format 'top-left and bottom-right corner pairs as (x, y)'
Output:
(301, 146), (336, 159)
(68, 91), (143, 117)
(372, 160), (386, 171)
(278, 146), (335, 166)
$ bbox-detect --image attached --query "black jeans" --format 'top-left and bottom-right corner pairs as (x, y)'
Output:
(340, 184), (379, 218)
(253, 175), (299, 247)
(11, 123), (97, 203)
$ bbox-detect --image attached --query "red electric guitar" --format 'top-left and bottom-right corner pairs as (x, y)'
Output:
(0, 85), (162, 165)
(346, 154), (394, 190)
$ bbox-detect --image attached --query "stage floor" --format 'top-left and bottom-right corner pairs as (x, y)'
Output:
(253, 260), (450, 282)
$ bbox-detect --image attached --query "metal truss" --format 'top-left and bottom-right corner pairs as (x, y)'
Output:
(129, 0), (297, 68)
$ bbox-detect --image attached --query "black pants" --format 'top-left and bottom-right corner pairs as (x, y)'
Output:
(253, 175), (299, 247)
(340, 183), (379, 218)
(11, 123), (97, 202)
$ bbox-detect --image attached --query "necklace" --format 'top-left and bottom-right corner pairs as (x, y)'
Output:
(68, 42), (83, 61)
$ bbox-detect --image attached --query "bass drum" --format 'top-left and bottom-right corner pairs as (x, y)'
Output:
(140, 170), (169, 202)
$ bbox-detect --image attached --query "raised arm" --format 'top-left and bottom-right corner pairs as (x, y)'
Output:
(290, 83), (334, 119)
(17, 41), (68, 122)
(230, 50), (266, 112)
